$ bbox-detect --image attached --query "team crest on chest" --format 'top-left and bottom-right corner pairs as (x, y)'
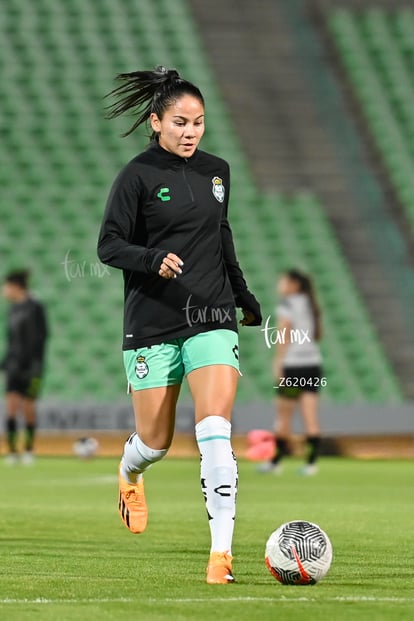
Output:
(212, 176), (225, 203)
(135, 355), (149, 379)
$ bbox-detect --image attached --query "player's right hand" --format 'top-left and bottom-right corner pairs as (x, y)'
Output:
(159, 253), (184, 279)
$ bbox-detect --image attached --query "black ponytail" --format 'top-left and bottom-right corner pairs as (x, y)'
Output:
(286, 269), (322, 341)
(105, 65), (205, 138)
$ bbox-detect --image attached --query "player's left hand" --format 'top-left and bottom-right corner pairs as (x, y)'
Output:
(235, 290), (262, 326)
(240, 309), (256, 326)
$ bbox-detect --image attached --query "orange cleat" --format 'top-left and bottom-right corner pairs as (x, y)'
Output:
(118, 467), (148, 534)
(206, 552), (235, 584)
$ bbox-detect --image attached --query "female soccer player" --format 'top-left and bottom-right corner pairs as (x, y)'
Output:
(1, 269), (48, 464)
(260, 269), (323, 476)
(97, 67), (262, 584)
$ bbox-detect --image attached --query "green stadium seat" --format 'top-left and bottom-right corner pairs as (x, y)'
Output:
(330, 8), (414, 232)
(0, 0), (402, 403)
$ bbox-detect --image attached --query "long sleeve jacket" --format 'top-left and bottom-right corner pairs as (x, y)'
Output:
(98, 141), (249, 349)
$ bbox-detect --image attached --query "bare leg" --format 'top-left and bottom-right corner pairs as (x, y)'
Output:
(187, 364), (238, 424)
(131, 384), (181, 449)
(275, 396), (297, 436)
(120, 384), (181, 483)
(22, 398), (36, 425)
(300, 392), (320, 436)
(6, 392), (21, 417)
(118, 384), (182, 534)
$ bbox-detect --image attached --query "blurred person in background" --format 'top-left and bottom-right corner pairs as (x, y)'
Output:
(1, 270), (48, 464)
(260, 269), (323, 476)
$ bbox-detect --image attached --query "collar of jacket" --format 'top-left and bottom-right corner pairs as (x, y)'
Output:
(146, 140), (199, 166)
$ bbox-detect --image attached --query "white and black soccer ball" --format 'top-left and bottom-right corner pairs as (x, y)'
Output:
(265, 520), (333, 585)
(73, 437), (99, 459)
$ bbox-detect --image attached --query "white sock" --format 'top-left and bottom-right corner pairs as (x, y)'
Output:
(195, 416), (238, 555)
(120, 432), (168, 484)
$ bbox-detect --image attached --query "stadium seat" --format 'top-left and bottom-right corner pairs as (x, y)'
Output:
(0, 0), (402, 404)
(330, 8), (414, 229)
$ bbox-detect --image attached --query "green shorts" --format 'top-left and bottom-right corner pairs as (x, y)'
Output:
(123, 329), (240, 391)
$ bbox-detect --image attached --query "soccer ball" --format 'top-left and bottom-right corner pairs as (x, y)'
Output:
(265, 520), (333, 585)
(73, 437), (99, 459)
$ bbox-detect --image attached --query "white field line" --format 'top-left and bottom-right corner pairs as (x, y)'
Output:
(153, 596), (414, 604)
(0, 598), (133, 605)
(28, 475), (118, 487)
(1, 596), (414, 605)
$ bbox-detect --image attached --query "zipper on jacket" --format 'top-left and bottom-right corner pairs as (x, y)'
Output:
(182, 161), (194, 203)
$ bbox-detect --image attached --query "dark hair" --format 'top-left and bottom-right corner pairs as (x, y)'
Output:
(286, 269), (322, 340)
(105, 65), (205, 138)
(4, 269), (30, 290)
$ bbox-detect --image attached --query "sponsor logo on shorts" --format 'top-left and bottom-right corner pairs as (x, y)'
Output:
(212, 176), (225, 203)
(135, 355), (149, 379)
(232, 345), (239, 361)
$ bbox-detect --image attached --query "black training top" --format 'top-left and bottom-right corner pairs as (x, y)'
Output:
(1, 297), (48, 378)
(97, 141), (250, 350)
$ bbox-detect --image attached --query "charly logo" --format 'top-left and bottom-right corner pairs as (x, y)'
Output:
(157, 187), (171, 202)
(212, 176), (225, 203)
(135, 355), (149, 379)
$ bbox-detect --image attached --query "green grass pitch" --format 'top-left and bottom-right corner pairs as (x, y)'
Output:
(1, 456), (414, 621)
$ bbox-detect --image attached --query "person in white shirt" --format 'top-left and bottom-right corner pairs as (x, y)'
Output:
(261, 269), (323, 476)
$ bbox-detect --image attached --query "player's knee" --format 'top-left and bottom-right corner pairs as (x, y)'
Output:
(195, 414), (232, 432)
(130, 432), (170, 461)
